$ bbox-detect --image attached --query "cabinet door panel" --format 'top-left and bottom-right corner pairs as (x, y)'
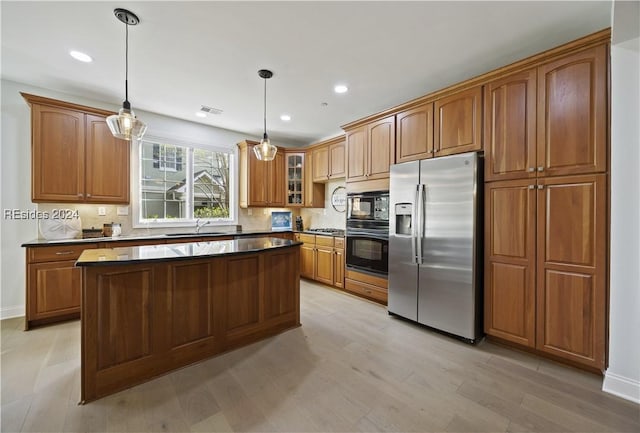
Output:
(96, 268), (152, 369)
(329, 141), (346, 178)
(169, 262), (214, 348)
(536, 174), (606, 369)
(313, 146), (329, 182)
(286, 152), (305, 207)
(32, 105), (85, 202)
(269, 151), (286, 206)
(537, 45), (607, 176)
(435, 86), (482, 156)
(225, 256), (260, 331)
(346, 127), (367, 182)
(334, 249), (345, 288)
(263, 250), (297, 320)
(300, 244), (315, 279)
(314, 247), (334, 286)
(484, 180), (536, 347)
(29, 261), (81, 319)
(248, 147), (268, 205)
(485, 70), (537, 181)
(367, 116), (395, 179)
(85, 114), (130, 203)
(396, 103), (434, 163)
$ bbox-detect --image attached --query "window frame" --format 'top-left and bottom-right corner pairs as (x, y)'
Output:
(132, 135), (237, 228)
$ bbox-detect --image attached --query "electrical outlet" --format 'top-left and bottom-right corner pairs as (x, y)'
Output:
(263, 208), (269, 215)
(247, 209), (252, 216)
(117, 206), (129, 216)
(98, 206), (106, 216)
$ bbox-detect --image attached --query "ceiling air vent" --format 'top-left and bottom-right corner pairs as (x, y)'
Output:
(200, 105), (223, 115)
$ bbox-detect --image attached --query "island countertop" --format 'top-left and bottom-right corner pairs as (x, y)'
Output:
(76, 237), (301, 266)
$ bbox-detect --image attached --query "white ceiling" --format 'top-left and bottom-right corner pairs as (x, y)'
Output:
(1, 1), (612, 147)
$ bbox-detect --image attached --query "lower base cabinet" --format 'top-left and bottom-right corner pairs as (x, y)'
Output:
(344, 269), (388, 304)
(485, 174), (607, 371)
(25, 243), (98, 329)
(296, 233), (345, 288)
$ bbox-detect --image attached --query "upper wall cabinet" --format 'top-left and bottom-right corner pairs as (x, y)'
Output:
(537, 45), (607, 177)
(346, 116), (395, 188)
(484, 69), (537, 182)
(23, 93), (130, 204)
(396, 103), (434, 163)
(485, 45), (607, 181)
(312, 137), (345, 182)
(434, 86), (483, 157)
(237, 140), (285, 208)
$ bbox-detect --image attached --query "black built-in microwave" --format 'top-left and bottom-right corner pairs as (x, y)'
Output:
(347, 191), (389, 221)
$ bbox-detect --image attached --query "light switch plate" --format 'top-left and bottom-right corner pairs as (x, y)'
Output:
(117, 206), (129, 216)
(98, 206), (106, 216)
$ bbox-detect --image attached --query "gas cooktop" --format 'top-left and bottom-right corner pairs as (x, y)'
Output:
(306, 228), (345, 236)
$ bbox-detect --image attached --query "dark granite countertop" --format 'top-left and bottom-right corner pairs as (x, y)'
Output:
(76, 237), (302, 267)
(21, 229), (294, 247)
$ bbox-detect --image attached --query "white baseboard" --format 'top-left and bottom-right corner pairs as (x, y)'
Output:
(0, 305), (25, 320)
(603, 371), (640, 404)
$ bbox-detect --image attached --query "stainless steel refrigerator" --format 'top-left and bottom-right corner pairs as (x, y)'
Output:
(388, 152), (482, 342)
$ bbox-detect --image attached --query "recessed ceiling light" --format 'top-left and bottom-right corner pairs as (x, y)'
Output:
(195, 112), (207, 118)
(334, 84), (348, 94)
(69, 50), (92, 63)
(280, 114), (291, 121)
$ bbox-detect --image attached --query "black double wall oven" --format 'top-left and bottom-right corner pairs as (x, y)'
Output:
(346, 191), (389, 276)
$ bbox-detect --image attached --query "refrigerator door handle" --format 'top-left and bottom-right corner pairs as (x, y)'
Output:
(411, 185), (419, 264)
(417, 183), (425, 264)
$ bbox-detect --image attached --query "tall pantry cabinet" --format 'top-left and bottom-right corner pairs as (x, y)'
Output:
(484, 43), (608, 371)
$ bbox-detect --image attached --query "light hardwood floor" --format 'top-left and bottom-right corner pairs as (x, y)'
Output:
(2, 280), (639, 432)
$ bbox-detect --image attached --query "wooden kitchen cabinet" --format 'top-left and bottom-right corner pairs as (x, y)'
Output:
(285, 150), (324, 208)
(25, 242), (98, 329)
(345, 116), (395, 186)
(485, 45), (607, 181)
(237, 140), (285, 207)
(434, 86), (482, 157)
(484, 179), (536, 347)
(485, 175), (607, 370)
(484, 69), (537, 182)
(23, 93), (130, 204)
(312, 137), (346, 182)
(536, 174), (607, 370)
(286, 152), (305, 206)
(295, 234), (344, 288)
(537, 45), (607, 177)
(396, 102), (434, 163)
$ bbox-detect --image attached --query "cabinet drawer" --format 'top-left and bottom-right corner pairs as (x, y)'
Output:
(298, 233), (316, 244)
(334, 237), (345, 249)
(315, 235), (334, 247)
(345, 279), (388, 304)
(28, 243), (98, 263)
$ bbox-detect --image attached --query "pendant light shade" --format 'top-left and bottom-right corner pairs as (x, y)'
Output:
(107, 8), (147, 142)
(253, 69), (277, 161)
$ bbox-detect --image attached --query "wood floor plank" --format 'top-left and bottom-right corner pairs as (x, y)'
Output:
(2, 280), (638, 433)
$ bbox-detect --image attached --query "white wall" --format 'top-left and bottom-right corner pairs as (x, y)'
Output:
(0, 79), (262, 319)
(604, 0), (640, 403)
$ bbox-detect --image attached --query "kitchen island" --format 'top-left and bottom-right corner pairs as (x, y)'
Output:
(76, 237), (301, 403)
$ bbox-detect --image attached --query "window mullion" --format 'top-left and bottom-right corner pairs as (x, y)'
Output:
(186, 147), (194, 220)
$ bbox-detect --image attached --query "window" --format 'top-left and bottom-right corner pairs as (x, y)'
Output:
(134, 137), (235, 226)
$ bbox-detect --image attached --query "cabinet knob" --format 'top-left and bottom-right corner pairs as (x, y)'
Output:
(528, 185), (535, 189)
(77, 193), (84, 198)
(429, 150), (434, 154)
(86, 193), (92, 198)
(537, 166), (544, 172)
(528, 167), (535, 172)
(537, 185), (544, 190)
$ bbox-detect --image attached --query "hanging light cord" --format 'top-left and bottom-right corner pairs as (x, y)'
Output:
(263, 77), (267, 138)
(124, 22), (130, 108)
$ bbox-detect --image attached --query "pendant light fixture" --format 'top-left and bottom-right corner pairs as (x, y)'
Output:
(253, 69), (277, 161)
(106, 8), (147, 142)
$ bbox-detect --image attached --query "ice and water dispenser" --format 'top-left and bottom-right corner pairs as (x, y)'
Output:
(395, 203), (413, 235)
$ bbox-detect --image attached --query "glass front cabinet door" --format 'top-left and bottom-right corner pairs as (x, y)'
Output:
(286, 152), (304, 206)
